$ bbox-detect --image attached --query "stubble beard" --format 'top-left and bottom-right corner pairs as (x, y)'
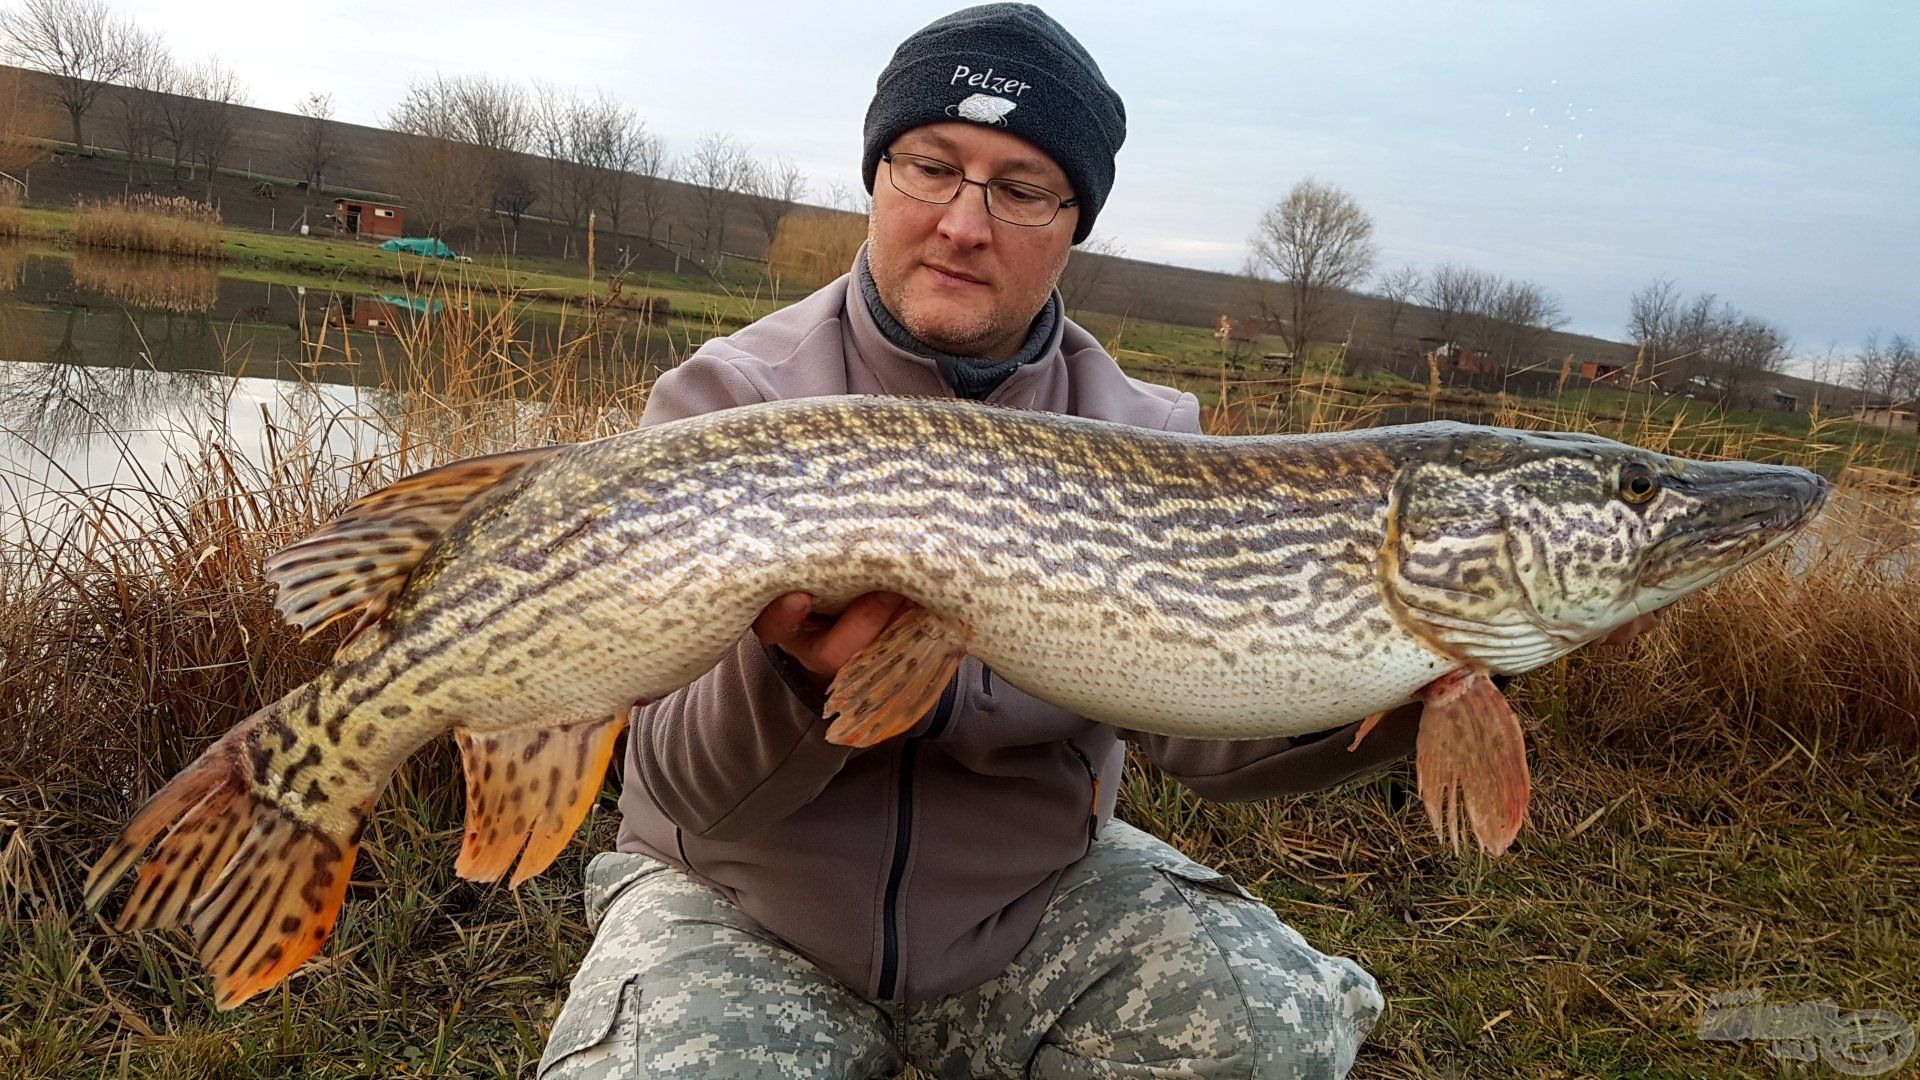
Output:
(868, 231), (1066, 361)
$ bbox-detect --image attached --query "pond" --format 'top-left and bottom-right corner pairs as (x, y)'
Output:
(0, 245), (674, 533)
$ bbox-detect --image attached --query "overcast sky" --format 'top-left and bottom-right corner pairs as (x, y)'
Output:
(108, 0), (1917, 358)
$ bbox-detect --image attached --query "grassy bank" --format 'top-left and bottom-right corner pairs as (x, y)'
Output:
(2, 289), (1915, 1077)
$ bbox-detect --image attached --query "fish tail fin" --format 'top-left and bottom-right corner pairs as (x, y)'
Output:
(85, 694), (370, 1009)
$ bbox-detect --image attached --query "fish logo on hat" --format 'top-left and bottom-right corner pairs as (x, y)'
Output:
(948, 93), (1017, 126)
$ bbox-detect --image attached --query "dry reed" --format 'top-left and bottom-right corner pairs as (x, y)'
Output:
(72, 194), (223, 259)
(0, 185), (22, 240)
(764, 209), (868, 289)
(0, 294), (1914, 1076)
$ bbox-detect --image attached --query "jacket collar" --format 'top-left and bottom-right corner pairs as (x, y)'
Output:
(840, 244), (1067, 404)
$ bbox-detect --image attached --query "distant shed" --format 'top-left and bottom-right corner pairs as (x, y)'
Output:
(333, 198), (404, 238)
(1854, 400), (1918, 434)
(1580, 360), (1627, 384)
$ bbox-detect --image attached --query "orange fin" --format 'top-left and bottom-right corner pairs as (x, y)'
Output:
(85, 712), (369, 1010)
(822, 606), (969, 749)
(1414, 669), (1531, 857)
(453, 715), (626, 887)
(1346, 710), (1387, 751)
(264, 445), (561, 654)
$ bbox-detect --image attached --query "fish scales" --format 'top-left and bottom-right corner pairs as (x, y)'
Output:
(85, 394), (1829, 1008)
(378, 398), (1427, 743)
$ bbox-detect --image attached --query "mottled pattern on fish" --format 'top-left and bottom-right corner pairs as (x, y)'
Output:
(84, 395), (1829, 1008)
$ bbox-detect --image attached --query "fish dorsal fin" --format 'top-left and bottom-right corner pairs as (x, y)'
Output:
(264, 446), (562, 651)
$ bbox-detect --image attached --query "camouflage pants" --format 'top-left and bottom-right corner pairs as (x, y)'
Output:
(539, 820), (1381, 1078)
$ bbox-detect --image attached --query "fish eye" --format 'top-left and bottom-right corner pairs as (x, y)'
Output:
(1619, 462), (1658, 504)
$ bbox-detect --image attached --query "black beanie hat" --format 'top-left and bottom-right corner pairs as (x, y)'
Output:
(862, 3), (1125, 244)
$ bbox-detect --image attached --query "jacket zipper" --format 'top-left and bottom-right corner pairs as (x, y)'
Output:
(877, 675), (958, 1001)
(1067, 742), (1100, 853)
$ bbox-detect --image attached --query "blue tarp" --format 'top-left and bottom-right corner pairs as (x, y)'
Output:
(378, 293), (446, 315)
(379, 237), (460, 260)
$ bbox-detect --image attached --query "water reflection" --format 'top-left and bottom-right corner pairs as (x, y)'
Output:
(0, 365), (391, 547)
(0, 337), (226, 453)
(72, 249), (222, 314)
(0, 243), (24, 294)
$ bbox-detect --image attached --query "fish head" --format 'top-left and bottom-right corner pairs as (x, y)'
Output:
(1381, 423), (1829, 673)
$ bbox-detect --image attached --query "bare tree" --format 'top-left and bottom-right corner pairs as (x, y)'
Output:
(1422, 263), (1488, 345)
(180, 58), (247, 200)
(1376, 264), (1422, 351)
(579, 96), (645, 236)
(631, 127), (672, 241)
(1059, 233), (1127, 313)
(0, 64), (57, 175)
(111, 29), (167, 178)
(1854, 333), (1919, 406)
(530, 84), (631, 256)
(293, 91), (341, 195)
(681, 131), (753, 256)
(743, 156), (808, 247)
(824, 181), (871, 215)
(1471, 277), (1566, 374)
(153, 60), (193, 180)
(491, 161), (538, 236)
(1702, 313), (1790, 408)
(387, 76), (496, 236)
(1248, 179), (1376, 360)
(0, 0), (142, 152)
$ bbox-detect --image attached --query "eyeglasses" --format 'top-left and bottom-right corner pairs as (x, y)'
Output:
(881, 151), (1078, 228)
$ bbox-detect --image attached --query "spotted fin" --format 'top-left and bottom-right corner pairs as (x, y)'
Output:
(453, 715), (627, 887)
(823, 606), (969, 749)
(84, 711), (370, 1010)
(1414, 669), (1531, 856)
(264, 446), (562, 653)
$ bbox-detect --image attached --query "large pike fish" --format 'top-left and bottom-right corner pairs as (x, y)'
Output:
(86, 396), (1827, 1007)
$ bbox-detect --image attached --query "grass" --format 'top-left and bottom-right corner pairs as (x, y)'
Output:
(3, 250), (1918, 1078)
(71, 196), (222, 260)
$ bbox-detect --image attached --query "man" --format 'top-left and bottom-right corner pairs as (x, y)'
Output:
(541, 6), (1407, 1076)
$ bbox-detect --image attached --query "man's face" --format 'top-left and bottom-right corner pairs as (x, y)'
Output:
(867, 122), (1079, 360)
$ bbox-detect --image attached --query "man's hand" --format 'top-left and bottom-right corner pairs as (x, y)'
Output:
(753, 592), (918, 688)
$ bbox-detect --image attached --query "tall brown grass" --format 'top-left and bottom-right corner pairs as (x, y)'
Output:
(72, 194), (222, 259)
(0, 185), (22, 239)
(0, 291), (1913, 1075)
(765, 208), (867, 289)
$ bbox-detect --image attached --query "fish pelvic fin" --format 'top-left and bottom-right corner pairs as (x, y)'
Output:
(84, 698), (374, 1009)
(823, 606), (969, 749)
(1414, 668), (1531, 857)
(264, 445), (563, 657)
(453, 715), (627, 888)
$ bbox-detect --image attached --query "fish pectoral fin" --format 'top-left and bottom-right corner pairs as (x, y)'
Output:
(453, 715), (626, 888)
(263, 445), (563, 656)
(822, 606), (969, 749)
(1414, 669), (1531, 857)
(84, 711), (367, 1010)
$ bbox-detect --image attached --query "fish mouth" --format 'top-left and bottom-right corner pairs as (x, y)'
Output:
(1641, 461), (1829, 591)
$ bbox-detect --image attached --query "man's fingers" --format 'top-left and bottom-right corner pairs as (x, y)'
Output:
(753, 592), (814, 646)
(813, 592), (911, 674)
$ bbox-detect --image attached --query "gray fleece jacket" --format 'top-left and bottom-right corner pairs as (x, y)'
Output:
(616, 252), (1414, 1004)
